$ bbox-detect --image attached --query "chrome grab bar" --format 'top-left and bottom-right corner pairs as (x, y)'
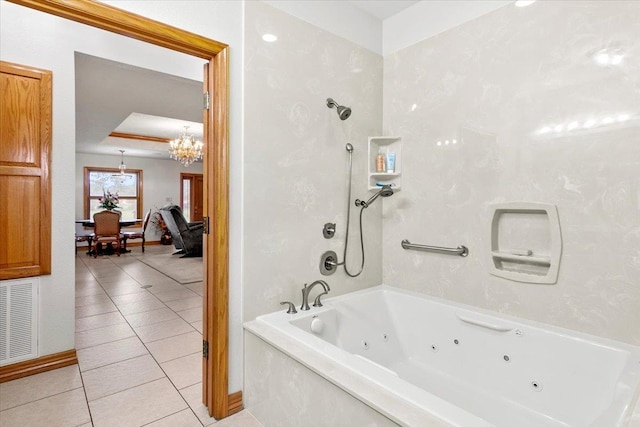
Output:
(401, 239), (469, 257)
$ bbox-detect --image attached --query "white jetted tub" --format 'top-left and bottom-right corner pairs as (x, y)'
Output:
(245, 285), (640, 426)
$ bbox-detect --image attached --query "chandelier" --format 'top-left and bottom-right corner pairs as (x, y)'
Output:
(169, 126), (203, 167)
(111, 150), (130, 182)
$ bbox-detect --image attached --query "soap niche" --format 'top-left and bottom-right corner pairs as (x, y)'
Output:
(489, 203), (562, 284)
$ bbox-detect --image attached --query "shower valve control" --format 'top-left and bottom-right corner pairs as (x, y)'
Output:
(320, 250), (338, 276)
(323, 223), (336, 239)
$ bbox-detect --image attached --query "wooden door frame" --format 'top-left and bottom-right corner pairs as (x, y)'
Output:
(6, 0), (231, 419)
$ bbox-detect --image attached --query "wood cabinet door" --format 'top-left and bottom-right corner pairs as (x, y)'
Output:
(0, 61), (52, 279)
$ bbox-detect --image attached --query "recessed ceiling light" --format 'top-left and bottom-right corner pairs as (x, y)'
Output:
(538, 126), (551, 134)
(262, 34), (278, 43)
(617, 113), (630, 122)
(593, 50), (625, 67)
(515, 0), (536, 7)
(611, 54), (624, 65)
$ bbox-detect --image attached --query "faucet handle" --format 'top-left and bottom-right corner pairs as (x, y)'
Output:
(280, 301), (297, 314)
(313, 291), (328, 307)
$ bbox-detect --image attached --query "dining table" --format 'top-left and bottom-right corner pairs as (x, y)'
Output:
(75, 218), (141, 227)
(75, 218), (141, 255)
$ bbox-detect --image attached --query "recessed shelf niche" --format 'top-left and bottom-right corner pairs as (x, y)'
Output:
(489, 202), (562, 284)
(368, 136), (401, 191)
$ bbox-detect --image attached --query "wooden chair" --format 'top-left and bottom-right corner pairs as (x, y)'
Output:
(121, 209), (151, 252)
(92, 210), (122, 257)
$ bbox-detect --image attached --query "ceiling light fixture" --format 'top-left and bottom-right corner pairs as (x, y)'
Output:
(111, 150), (131, 182)
(515, 0), (536, 7)
(118, 149), (126, 176)
(169, 126), (203, 167)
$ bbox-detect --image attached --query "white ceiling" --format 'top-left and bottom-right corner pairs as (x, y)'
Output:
(75, 53), (203, 159)
(348, 1), (421, 20)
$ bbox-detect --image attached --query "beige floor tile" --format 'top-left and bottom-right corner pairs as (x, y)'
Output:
(91, 269), (130, 281)
(185, 282), (203, 296)
(75, 300), (118, 318)
(154, 288), (199, 302)
(110, 290), (158, 306)
(165, 297), (202, 312)
(102, 282), (147, 297)
(146, 281), (187, 294)
(190, 320), (203, 333)
(124, 307), (179, 327)
(75, 293), (112, 307)
(75, 322), (135, 349)
(0, 365), (82, 411)
(133, 317), (194, 343)
(75, 284), (106, 297)
(89, 378), (187, 427)
(116, 297), (166, 315)
(177, 306), (202, 323)
(179, 382), (216, 426)
(161, 352), (202, 390)
(77, 336), (148, 372)
(0, 388), (90, 427)
(82, 354), (165, 401)
(146, 331), (201, 363)
(144, 409), (203, 427)
(215, 410), (264, 427)
(75, 311), (126, 332)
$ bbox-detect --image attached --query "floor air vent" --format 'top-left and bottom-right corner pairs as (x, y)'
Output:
(0, 278), (38, 366)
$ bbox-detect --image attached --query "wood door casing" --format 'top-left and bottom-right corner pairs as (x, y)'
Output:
(0, 61), (52, 279)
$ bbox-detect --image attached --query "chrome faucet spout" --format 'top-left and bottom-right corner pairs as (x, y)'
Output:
(300, 280), (330, 310)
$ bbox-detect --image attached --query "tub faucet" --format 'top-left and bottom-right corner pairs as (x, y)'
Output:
(301, 280), (330, 311)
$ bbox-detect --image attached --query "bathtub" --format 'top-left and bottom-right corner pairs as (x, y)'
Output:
(244, 285), (640, 427)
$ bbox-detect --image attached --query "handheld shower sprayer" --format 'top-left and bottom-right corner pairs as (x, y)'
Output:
(355, 185), (394, 208)
(327, 98), (352, 120)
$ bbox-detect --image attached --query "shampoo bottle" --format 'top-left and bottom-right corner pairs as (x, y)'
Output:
(376, 148), (386, 172)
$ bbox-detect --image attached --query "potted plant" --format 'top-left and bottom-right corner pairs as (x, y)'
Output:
(97, 190), (120, 211)
(150, 211), (172, 244)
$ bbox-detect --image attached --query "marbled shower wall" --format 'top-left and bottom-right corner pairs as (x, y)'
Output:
(383, 1), (640, 345)
(243, 1), (383, 323)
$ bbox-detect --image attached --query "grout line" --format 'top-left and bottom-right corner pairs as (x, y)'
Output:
(138, 408), (206, 427)
(76, 363), (95, 427)
(0, 383), (85, 412)
(85, 376), (167, 404)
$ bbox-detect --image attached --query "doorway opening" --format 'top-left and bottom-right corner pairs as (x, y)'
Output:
(181, 173), (204, 223)
(9, 0), (232, 419)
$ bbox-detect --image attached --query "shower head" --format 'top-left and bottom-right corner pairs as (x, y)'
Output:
(327, 98), (352, 121)
(345, 143), (353, 153)
(355, 185), (394, 208)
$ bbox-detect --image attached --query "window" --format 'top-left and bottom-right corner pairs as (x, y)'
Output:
(84, 167), (143, 221)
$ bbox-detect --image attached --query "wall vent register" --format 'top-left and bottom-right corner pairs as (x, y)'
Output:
(0, 278), (39, 365)
(489, 202), (562, 284)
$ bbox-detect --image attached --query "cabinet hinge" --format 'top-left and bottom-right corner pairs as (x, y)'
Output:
(203, 91), (210, 110)
(203, 340), (209, 359)
(203, 216), (210, 235)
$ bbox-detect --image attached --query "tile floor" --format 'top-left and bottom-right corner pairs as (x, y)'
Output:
(0, 246), (263, 427)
